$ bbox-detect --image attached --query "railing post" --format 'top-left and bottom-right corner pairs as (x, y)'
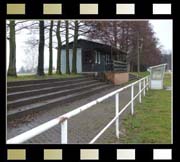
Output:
(131, 85), (134, 115)
(143, 79), (146, 96)
(61, 120), (68, 144)
(115, 93), (119, 139)
(148, 75), (151, 89)
(139, 80), (142, 103)
(146, 77), (149, 91)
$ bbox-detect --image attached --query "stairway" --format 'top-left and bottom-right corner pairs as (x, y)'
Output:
(129, 73), (138, 81)
(7, 76), (113, 120)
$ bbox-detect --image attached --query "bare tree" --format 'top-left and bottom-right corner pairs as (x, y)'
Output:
(85, 21), (162, 71)
(56, 21), (62, 74)
(6, 20), (40, 76)
(37, 21), (45, 76)
(7, 20), (17, 76)
(72, 20), (79, 74)
(48, 20), (54, 75)
(23, 36), (38, 72)
(65, 21), (70, 74)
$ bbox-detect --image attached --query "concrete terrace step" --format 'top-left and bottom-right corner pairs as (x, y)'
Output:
(7, 77), (92, 93)
(7, 79), (99, 101)
(7, 76), (85, 87)
(129, 74), (138, 81)
(7, 84), (113, 119)
(7, 82), (105, 109)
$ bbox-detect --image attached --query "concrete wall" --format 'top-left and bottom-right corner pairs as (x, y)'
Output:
(150, 80), (163, 89)
(105, 72), (129, 85)
(61, 48), (82, 73)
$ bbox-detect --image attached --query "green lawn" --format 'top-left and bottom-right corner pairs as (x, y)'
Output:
(120, 73), (172, 144)
(7, 73), (82, 82)
(131, 71), (172, 87)
(163, 72), (172, 87)
(130, 71), (150, 78)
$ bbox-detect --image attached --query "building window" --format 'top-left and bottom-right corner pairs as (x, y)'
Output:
(95, 51), (101, 64)
(106, 54), (111, 64)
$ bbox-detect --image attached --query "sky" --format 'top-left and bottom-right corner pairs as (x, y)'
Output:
(149, 20), (172, 53)
(6, 20), (173, 71)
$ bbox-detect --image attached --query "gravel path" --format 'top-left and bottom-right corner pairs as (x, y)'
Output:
(7, 83), (142, 144)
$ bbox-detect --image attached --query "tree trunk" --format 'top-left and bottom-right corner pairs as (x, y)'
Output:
(56, 21), (62, 74)
(113, 21), (117, 48)
(48, 21), (53, 75)
(65, 21), (70, 74)
(72, 21), (79, 74)
(125, 24), (130, 52)
(8, 20), (17, 76)
(121, 24), (125, 50)
(37, 21), (45, 76)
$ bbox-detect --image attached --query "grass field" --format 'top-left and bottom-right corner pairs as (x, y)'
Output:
(7, 73), (82, 82)
(130, 71), (150, 78)
(163, 72), (172, 87)
(121, 73), (172, 144)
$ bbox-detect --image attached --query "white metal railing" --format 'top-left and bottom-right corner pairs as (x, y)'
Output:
(148, 63), (167, 70)
(7, 75), (150, 144)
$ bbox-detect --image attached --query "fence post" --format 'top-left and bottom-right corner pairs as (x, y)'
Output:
(143, 79), (146, 96)
(146, 77), (149, 91)
(131, 85), (134, 115)
(139, 80), (142, 103)
(61, 120), (68, 144)
(148, 75), (151, 89)
(115, 93), (119, 139)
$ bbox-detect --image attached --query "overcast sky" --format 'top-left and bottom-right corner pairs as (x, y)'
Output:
(6, 20), (173, 71)
(150, 20), (172, 52)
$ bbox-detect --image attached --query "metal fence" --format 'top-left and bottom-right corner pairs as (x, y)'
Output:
(7, 75), (149, 144)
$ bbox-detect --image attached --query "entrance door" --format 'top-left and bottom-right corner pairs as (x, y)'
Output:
(94, 51), (106, 72)
(82, 50), (94, 72)
(100, 54), (106, 72)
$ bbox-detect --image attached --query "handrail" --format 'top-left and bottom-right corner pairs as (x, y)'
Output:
(113, 60), (127, 65)
(89, 98), (132, 144)
(89, 81), (148, 144)
(148, 64), (167, 69)
(7, 75), (150, 144)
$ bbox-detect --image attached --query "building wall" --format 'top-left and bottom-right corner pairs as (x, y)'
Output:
(61, 48), (82, 73)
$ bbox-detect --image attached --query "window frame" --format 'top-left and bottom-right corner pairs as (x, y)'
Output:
(95, 51), (101, 64)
